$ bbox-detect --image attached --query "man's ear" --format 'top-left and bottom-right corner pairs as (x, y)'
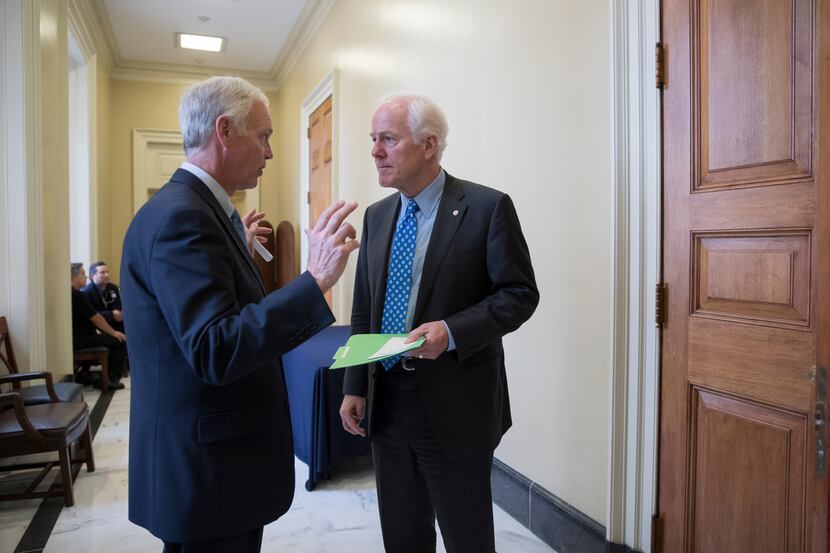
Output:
(215, 115), (233, 149)
(423, 134), (438, 160)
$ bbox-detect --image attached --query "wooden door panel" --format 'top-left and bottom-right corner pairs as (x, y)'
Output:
(688, 318), (814, 411)
(692, 231), (811, 327)
(690, 388), (807, 553)
(696, 0), (813, 190)
(690, 182), (815, 229)
(308, 96), (334, 309)
(660, 0), (828, 550)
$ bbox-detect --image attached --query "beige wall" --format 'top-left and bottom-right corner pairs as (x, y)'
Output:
(266, 0), (613, 523)
(40, 0), (72, 377)
(104, 79), (188, 281)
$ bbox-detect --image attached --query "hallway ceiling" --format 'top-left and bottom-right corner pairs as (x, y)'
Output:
(99, 0), (310, 73)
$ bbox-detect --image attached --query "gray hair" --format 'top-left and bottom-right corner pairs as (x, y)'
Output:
(178, 76), (269, 155)
(380, 94), (449, 162)
(70, 263), (83, 279)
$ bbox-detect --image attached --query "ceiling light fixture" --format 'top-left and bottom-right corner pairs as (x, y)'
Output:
(175, 32), (225, 53)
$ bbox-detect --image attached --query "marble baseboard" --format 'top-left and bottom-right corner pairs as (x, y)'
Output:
(491, 458), (640, 553)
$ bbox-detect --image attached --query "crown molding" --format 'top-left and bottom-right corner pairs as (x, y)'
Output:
(271, 0), (336, 90)
(111, 59), (278, 90)
(67, 0), (115, 69)
(69, 0), (335, 91)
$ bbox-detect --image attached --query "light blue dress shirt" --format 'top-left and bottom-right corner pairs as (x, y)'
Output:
(391, 169), (456, 351)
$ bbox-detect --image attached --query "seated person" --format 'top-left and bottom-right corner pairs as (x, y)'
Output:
(81, 261), (123, 331)
(71, 263), (126, 390)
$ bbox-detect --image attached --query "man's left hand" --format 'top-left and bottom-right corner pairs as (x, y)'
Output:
(406, 321), (449, 360)
(241, 208), (272, 254)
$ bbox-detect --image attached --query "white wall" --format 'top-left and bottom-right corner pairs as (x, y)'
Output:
(267, 0), (614, 523)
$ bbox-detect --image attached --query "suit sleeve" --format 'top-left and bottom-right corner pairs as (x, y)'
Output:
(343, 208), (371, 397)
(444, 194), (539, 362)
(150, 207), (335, 386)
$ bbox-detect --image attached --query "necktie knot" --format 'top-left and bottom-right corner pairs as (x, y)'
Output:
(404, 200), (420, 217)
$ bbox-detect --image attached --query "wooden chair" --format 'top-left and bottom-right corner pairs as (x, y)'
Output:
(0, 316), (83, 404)
(0, 371), (95, 506)
(72, 347), (109, 391)
(253, 219), (297, 293)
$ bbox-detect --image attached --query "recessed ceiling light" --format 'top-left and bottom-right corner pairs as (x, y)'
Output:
(175, 32), (225, 53)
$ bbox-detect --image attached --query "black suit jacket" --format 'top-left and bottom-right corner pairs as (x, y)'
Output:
(80, 281), (122, 326)
(121, 169), (334, 542)
(343, 173), (539, 460)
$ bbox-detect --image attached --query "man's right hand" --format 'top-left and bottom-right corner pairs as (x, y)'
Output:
(113, 309), (124, 322)
(306, 200), (360, 293)
(339, 394), (367, 437)
(112, 331), (126, 343)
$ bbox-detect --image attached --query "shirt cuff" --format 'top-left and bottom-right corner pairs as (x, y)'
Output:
(442, 320), (456, 351)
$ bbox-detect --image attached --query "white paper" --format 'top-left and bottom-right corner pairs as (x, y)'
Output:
(366, 337), (417, 360)
(254, 240), (273, 262)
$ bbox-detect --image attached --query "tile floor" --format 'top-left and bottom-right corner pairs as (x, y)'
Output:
(0, 379), (556, 553)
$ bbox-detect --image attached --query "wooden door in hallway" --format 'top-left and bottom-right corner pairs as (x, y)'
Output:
(308, 96), (333, 309)
(658, 0), (830, 551)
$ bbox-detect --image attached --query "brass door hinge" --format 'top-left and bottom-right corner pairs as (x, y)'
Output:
(307, 191), (311, 204)
(307, 127), (311, 139)
(655, 42), (666, 89)
(655, 283), (667, 327)
(651, 513), (663, 553)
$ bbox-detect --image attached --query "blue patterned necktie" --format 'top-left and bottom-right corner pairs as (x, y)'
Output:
(380, 200), (420, 370)
(230, 210), (247, 248)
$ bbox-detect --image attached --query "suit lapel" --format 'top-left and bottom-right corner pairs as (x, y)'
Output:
(173, 169), (267, 296)
(370, 194), (402, 332)
(413, 174), (467, 325)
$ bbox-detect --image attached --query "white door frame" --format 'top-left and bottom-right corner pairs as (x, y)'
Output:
(607, 0), (662, 551)
(132, 128), (184, 214)
(299, 70), (340, 314)
(67, 29), (98, 268)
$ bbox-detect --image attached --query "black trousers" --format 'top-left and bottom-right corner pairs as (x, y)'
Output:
(72, 333), (126, 381)
(372, 375), (496, 553)
(162, 527), (263, 553)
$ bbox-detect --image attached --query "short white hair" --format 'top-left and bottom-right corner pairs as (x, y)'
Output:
(178, 76), (269, 155)
(379, 94), (449, 162)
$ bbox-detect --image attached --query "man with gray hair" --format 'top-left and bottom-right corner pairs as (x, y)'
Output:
(340, 95), (538, 552)
(121, 76), (359, 552)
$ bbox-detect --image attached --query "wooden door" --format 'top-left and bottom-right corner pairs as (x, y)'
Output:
(308, 96), (333, 309)
(659, 0), (829, 552)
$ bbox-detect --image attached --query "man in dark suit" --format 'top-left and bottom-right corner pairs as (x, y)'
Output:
(339, 95), (538, 553)
(121, 76), (359, 553)
(81, 261), (123, 331)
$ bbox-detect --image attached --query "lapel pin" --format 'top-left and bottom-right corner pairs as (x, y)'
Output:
(452, 209), (459, 216)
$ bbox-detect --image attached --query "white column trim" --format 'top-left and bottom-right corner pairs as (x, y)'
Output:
(607, 0), (662, 550)
(88, 53), (98, 261)
(2, 0), (46, 371)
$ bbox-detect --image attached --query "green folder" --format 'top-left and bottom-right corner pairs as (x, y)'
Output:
(329, 333), (426, 370)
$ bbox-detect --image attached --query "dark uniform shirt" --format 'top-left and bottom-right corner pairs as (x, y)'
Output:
(71, 287), (97, 336)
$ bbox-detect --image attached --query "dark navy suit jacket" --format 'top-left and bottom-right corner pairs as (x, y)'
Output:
(121, 169), (334, 542)
(343, 173), (539, 460)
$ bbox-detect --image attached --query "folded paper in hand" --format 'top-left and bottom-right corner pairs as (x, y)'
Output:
(330, 334), (426, 370)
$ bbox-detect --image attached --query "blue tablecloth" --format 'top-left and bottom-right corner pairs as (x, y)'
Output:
(282, 325), (371, 490)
